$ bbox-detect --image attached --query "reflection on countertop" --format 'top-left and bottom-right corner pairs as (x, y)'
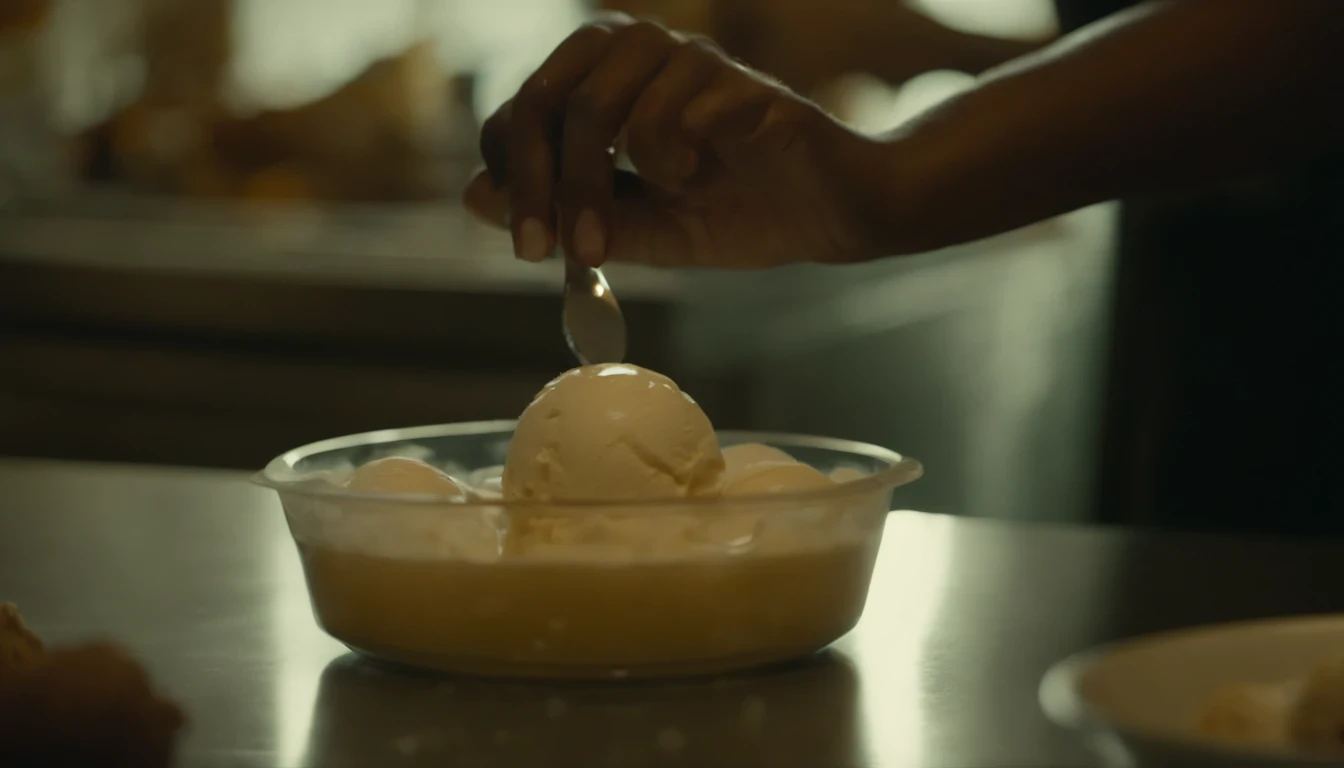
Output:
(24, 457), (1344, 767)
(305, 652), (859, 767)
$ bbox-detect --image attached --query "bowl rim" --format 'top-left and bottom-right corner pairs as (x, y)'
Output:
(252, 420), (923, 509)
(1039, 612), (1344, 765)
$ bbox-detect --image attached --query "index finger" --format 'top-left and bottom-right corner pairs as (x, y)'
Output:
(559, 21), (681, 266)
(506, 22), (623, 261)
(478, 99), (512, 187)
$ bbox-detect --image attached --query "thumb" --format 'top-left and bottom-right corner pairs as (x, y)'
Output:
(462, 170), (509, 230)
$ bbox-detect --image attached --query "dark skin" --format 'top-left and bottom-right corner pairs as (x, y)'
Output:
(463, 0), (1344, 269)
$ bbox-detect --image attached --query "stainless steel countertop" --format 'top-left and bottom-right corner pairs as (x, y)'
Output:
(3, 458), (1344, 767)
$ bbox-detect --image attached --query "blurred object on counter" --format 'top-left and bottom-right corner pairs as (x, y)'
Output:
(0, 0), (51, 31)
(0, 603), (46, 681)
(0, 0), (69, 202)
(0, 604), (186, 768)
(77, 0), (472, 202)
(76, 0), (232, 195)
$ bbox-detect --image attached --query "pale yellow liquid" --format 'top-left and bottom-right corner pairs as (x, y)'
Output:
(299, 540), (880, 679)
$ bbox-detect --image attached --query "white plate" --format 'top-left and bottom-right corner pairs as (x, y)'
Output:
(1040, 614), (1344, 767)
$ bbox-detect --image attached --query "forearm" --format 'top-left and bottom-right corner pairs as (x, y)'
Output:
(873, 0), (1344, 255)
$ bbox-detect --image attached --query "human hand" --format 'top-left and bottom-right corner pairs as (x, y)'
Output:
(462, 16), (901, 269)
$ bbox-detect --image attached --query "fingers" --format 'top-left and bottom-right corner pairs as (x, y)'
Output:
(478, 17), (717, 266)
(478, 100), (511, 187)
(682, 67), (779, 147)
(468, 164), (692, 269)
(462, 170), (508, 229)
(507, 23), (620, 261)
(624, 36), (722, 189)
(559, 20), (681, 266)
(473, 15), (813, 268)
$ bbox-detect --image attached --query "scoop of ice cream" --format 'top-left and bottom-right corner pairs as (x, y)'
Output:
(829, 467), (868, 484)
(722, 443), (796, 478)
(346, 457), (469, 499)
(722, 442), (840, 496)
(503, 364), (725, 501)
(723, 461), (835, 497)
(467, 467), (504, 501)
(1288, 657), (1344, 747)
(337, 457), (503, 560)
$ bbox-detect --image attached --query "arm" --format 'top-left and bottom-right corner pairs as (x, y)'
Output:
(872, 0), (1344, 255)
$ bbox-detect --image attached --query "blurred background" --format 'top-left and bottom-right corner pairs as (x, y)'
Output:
(0, 0), (1115, 523)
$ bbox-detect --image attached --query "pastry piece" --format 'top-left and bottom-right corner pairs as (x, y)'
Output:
(0, 606), (185, 768)
(1288, 656), (1344, 749)
(0, 0), (50, 32)
(0, 603), (45, 682)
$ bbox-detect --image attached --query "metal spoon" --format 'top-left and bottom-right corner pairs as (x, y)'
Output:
(562, 258), (627, 365)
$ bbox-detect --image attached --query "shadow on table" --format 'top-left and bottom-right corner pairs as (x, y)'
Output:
(303, 650), (862, 767)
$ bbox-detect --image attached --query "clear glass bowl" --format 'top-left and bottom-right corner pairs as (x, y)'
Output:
(256, 421), (922, 680)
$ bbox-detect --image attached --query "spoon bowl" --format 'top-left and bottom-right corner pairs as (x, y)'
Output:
(563, 259), (627, 364)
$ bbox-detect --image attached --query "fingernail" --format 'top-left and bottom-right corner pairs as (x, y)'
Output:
(573, 209), (606, 265)
(516, 218), (550, 262)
